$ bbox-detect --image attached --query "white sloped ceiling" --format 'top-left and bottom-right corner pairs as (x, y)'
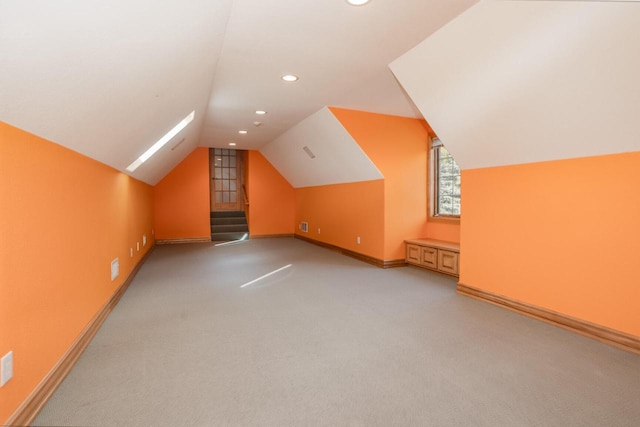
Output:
(390, 0), (640, 170)
(0, 0), (232, 184)
(259, 107), (382, 188)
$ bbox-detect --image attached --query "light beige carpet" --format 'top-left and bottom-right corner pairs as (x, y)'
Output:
(33, 238), (640, 426)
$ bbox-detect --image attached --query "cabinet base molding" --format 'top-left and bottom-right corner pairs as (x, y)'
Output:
(156, 237), (211, 245)
(5, 247), (155, 427)
(457, 283), (640, 355)
(295, 235), (405, 269)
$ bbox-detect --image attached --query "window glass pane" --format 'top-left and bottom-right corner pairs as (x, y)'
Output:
(229, 168), (236, 179)
(223, 192), (230, 203)
(230, 193), (237, 203)
(436, 146), (461, 216)
(214, 180), (222, 191)
(214, 148), (221, 155)
(215, 192), (222, 203)
(230, 156), (236, 167)
(230, 181), (236, 191)
(222, 180), (230, 191)
(222, 168), (229, 179)
(215, 169), (222, 179)
(222, 149), (229, 155)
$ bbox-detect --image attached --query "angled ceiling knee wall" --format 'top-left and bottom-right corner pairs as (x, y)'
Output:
(259, 107), (383, 188)
(390, 1), (640, 170)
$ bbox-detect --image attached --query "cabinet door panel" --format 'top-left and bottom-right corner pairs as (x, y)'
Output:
(438, 250), (459, 276)
(406, 244), (421, 265)
(420, 247), (438, 269)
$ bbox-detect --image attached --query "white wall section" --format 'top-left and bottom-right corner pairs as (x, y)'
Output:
(259, 107), (383, 188)
(390, 0), (640, 170)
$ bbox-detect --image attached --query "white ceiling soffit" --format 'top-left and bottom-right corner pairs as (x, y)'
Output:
(259, 107), (382, 188)
(390, 0), (640, 170)
(199, 0), (478, 150)
(0, 0), (233, 185)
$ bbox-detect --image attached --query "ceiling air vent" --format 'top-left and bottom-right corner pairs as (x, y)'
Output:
(302, 146), (316, 159)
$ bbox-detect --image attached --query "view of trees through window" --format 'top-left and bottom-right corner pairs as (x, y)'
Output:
(436, 145), (461, 216)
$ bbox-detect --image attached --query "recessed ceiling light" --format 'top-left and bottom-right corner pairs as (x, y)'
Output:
(281, 74), (299, 82)
(229, 142), (237, 146)
(126, 111), (195, 172)
(238, 130), (248, 134)
(255, 110), (267, 115)
(346, 0), (370, 5)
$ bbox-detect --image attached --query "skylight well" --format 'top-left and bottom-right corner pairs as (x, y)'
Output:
(126, 111), (195, 173)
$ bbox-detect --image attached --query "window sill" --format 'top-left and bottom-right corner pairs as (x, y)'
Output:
(428, 215), (460, 224)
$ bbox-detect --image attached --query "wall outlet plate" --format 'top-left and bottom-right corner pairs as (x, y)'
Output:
(111, 258), (119, 281)
(1, 351), (13, 387)
(143, 234), (147, 246)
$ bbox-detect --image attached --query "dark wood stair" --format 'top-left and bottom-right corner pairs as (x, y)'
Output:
(210, 211), (248, 241)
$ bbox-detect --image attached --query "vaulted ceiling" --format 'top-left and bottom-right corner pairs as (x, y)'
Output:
(3, 1), (638, 187)
(0, 0), (476, 185)
(391, 0), (640, 170)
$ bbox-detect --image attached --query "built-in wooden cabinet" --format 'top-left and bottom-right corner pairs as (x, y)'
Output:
(405, 239), (460, 278)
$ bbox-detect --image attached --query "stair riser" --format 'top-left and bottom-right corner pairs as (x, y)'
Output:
(212, 225), (249, 233)
(210, 211), (246, 218)
(211, 218), (247, 226)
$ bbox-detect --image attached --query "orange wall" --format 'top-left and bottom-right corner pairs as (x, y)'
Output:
(247, 151), (295, 236)
(154, 147), (210, 240)
(295, 180), (385, 259)
(0, 122), (154, 422)
(330, 107), (456, 259)
(461, 152), (640, 336)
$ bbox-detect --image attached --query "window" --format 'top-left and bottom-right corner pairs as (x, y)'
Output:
(430, 138), (461, 218)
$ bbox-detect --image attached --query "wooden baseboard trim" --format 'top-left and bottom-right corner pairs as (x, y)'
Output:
(249, 234), (295, 239)
(156, 237), (211, 245)
(5, 246), (156, 427)
(294, 234), (405, 269)
(457, 283), (640, 355)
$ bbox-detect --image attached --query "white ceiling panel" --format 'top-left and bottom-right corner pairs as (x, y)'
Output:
(259, 107), (382, 188)
(0, 0), (232, 184)
(391, 0), (640, 170)
(0, 0), (478, 184)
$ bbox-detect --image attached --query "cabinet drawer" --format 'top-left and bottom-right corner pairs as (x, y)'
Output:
(406, 243), (421, 265)
(420, 246), (438, 269)
(438, 250), (459, 276)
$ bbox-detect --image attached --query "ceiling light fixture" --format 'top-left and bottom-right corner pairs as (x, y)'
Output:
(255, 110), (267, 115)
(238, 130), (248, 134)
(126, 111), (195, 172)
(346, 0), (371, 5)
(281, 74), (299, 82)
(229, 142), (237, 146)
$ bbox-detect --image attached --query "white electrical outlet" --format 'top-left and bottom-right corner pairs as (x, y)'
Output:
(137, 242), (140, 251)
(1, 351), (13, 387)
(130, 248), (133, 257)
(111, 258), (119, 281)
(152, 229), (155, 235)
(143, 234), (147, 246)
(317, 228), (321, 234)
(357, 236), (361, 244)
(300, 222), (308, 233)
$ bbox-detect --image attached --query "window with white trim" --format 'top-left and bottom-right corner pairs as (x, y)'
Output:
(430, 138), (461, 218)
